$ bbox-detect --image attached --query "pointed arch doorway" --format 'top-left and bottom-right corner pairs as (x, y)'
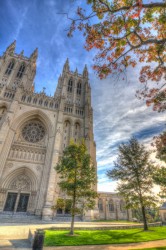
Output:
(4, 192), (30, 212)
(2, 167), (38, 214)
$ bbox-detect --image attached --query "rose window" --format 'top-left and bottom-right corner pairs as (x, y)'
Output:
(22, 120), (45, 143)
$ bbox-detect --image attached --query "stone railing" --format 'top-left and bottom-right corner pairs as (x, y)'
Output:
(20, 91), (59, 110)
(8, 142), (46, 164)
(64, 105), (84, 117)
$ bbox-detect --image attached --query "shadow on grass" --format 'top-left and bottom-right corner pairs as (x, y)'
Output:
(44, 227), (166, 247)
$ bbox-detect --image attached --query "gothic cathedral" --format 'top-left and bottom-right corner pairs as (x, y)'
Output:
(0, 41), (131, 221)
(0, 41), (97, 220)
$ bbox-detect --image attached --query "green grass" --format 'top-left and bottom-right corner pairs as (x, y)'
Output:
(44, 227), (166, 246)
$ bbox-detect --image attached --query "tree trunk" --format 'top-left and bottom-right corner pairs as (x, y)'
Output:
(70, 183), (76, 235)
(141, 205), (148, 231)
(70, 163), (77, 235)
(70, 194), (76, 235)
(70, 212), (75, 235)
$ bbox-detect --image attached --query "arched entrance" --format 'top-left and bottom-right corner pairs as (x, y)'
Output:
(1, 167), (38, 214)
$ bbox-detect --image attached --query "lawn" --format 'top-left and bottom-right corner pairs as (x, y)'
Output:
(44, 227), (166, 246)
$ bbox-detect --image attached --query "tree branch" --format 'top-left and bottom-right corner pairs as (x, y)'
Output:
(98, 0), (166, 14)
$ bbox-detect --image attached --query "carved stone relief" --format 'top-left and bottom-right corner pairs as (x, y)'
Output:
(10, 175), (31, 191)
(6, 163), (13, 168)
(36, 166), (42, 171)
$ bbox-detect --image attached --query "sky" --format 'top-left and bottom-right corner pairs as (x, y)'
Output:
(0, 0), (165, 192)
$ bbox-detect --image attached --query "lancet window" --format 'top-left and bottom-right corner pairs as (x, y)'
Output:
(16, 63), (25, 78)
(5, 60), (15, 75)
(108, 199), (114, 212)
(77, 82), (81, 95)
(67, 79), (73, 93)
(98, 199), (103, 211)
(0, 106), (7, 122)
(74, 122), (80, 142)
(63, 120), (71, 149)
(120, 200), (125, 212)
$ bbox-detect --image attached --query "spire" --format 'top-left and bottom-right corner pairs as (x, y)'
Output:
(30, 48), (38, 61)
(75, 67), (78, 75)
(63, 58), (69, 73)
(20, 50), (24, 56)
(83, 64), (88, 78)
(5, 40), (16, 54)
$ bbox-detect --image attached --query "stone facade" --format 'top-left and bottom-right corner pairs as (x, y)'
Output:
(159, 202), (166, 223)
(0, 41), (130, 221)
(98, 192), (132, 221)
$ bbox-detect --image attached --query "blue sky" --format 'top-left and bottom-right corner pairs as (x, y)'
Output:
(0, 0), (165, 192)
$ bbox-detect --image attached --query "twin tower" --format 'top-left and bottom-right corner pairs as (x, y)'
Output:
(0, 41), (97, 220)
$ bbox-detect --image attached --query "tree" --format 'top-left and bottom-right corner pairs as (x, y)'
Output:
(107, 137), (157, 231)
(52, 198), (72, 214)
(153, 131), (166, 162)
(153, 167), (166, 199)
(55, 140), (97, 235)
(67, 0), (166, 111)
(152, 131), (166, 198)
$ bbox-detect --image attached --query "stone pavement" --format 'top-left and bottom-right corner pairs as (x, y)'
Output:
(44, 240), (166, 250)
(0, 239), (31, 249)
(1, 240), (166, 250)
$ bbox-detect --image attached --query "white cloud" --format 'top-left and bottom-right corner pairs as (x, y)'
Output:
(91, 72), (166, 192)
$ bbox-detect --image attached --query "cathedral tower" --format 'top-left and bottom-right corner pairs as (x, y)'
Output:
(0, 42), (97, 220)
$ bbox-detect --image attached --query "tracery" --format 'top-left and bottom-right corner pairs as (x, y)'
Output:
(22, 120), (45, 143)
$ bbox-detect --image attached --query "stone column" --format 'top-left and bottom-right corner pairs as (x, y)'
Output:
(0, 129), (15, 177)
(41, 132), (62, 220)
(0, 188), (7, 211)
(42, 99), (65, 220)
(35, 136), (56, 216)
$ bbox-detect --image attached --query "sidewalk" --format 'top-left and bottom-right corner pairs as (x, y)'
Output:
(1, 239), (166, 249)
(0, 240), (166, 250)
(44, 240), (166, 249)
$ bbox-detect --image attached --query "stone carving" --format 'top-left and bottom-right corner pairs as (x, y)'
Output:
(5, 116), (10, 126)
(22, 120), (45, 143)
(10, 175), (31, 191)
(36, 165), (42, 171)
(6, 163), (13, 168)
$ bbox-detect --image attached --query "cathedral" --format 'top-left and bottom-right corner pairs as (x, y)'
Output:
(0, 41), (131, 221)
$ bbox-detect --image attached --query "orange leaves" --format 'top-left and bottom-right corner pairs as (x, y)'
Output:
(68, 0), (166, 111)
(146, 99), (153, 107)
(130, 60), (137, 67)
(130, 0), (142, 18)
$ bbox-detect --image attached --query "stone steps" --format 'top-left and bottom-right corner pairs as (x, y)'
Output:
(0, 213), (41, 224)
(53, 215), (82, 222)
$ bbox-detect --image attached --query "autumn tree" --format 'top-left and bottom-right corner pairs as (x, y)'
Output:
(153, 131), (166, 162)
(67, 0), (166, 111)
(52, 198), (72, 214)
(107, 137), (157, 231)
(153, 167), (166, 199)
(55, 141), (97, 235)
(152, 131), (166, 198)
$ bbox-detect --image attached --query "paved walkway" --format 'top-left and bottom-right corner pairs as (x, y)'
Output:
(45, 240), (166, 249)
(2, 239), (166, 250)
(0, 239), (31, 249)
